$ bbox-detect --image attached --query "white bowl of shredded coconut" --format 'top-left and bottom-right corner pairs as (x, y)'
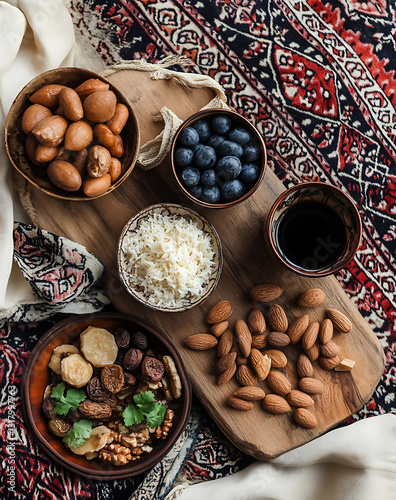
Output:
(117, 203), (223, 311)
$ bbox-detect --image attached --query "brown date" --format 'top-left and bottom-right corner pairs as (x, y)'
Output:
(114, 328), (131, 349)
(124, 348), (143, 371)
(131, 331), (148, 350)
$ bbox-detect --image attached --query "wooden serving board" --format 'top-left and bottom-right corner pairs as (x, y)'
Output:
(19, 69), (385, 460)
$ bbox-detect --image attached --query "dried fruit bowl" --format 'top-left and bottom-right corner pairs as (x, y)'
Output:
(21, 312), (191, 480)
(5, 67), (140, 201)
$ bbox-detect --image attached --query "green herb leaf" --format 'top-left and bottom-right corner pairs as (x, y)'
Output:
(123, 390), (167, 428)
(123, 404), (145, 427)
(63, 419), (92, 448)
(50, 383), (86, 416)
(145, 402), (167, 428)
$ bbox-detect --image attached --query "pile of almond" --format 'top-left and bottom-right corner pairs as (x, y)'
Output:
(184, 286), (355, 429)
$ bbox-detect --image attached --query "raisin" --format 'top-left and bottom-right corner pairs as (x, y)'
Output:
(142, 357), (165, 382)
(48, 418), (71, 437)
(124, 348), (143, 371)
(114, 328), (131, 349)
(79, 400), (112, 419)
(101, 364), (125, 394)
(87, 376), (111, 401)
(123, 372), (136, 386)
(42, 397), (56, 419)
(131, 331), (148, 350)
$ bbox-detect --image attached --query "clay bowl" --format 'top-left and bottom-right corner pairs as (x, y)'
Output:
(5, 67), (140, 201)
(21, 312), (191, 480)
(265, 182), (362, 277)
(117, 203), (223, 312)
(170, 108), (267, 208)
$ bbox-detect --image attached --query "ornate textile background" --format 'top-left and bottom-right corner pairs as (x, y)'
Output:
(1, 1), (395, 498)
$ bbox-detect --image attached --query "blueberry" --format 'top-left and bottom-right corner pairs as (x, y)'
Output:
(188, 185), (203, 199)
(240, 163), (260, 184)
(211, 115), (232, 135)
(200, 169), (217, 187)
(228, 127), (251, 145)
(216, 156), (242, 181)
(178, 127), (200, 147)
(201, 185), (221, 203)
(191, 119), (211, 142)
(221, 179), (245, 202)
(194, 145), (217, 169)
(243, 141), (261, 162)
(180, 167), (200, 187)
(174, 147), (194, 167)
(217, 140), (243, 158)
(207, 134), (226, 151)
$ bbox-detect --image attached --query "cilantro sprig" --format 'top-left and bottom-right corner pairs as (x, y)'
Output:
(123, 390), (167, 428)
(63, 419), (92, 448)
(51, 383), (86, 416)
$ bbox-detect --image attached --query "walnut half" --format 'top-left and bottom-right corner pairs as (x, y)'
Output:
(155, 409), (174, 439)
(99, 442), (132, 465)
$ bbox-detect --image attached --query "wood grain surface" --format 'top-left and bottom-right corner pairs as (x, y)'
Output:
(17, 69), (385, 460)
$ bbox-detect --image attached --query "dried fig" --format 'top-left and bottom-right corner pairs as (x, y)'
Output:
(114, 328), (131, 349)
(131, 331), (148, 350)
(101, 364), (125, 394)
(124, 348), (143, 371)
(142, 357), (164, 382)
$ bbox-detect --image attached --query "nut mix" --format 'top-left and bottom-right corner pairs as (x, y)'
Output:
(22, 78), (130, 197)
(43, 325), (182, 465)
(184, 286), (355, 429)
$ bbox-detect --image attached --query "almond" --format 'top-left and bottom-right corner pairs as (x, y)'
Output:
(319, 318), (333, 344)
(301, 322), (320, 350)
(267, 304), (288, 333)
(265, 349), (287, 369)
(320, 340), (340, 358)
(299, 377), (325, 395)
(262, 394), (291, 414)
(236, 364), (257, 386)
(216, 363), (236, 385)
(267, 331), (290, 348)
(326, 308), (353, 333)
(217, 329), (233, 358)
(319, 355), (341, 370)
(304, 340), (320, 361)
(248, 308), (266, 335)
(227, 396), (254, 411)
(249, 284), (283, 302)
(297, 354), (314, 378)
(235, 320), (252, 357)
(266, 371), (292, 395)
(184, 333), (217, 350)
(287, 390), (314, 407)
(293, 408), (317, 428)
(298, 288), (326, 308)
(233, 386), (265, 401)
(249, 349), (271, 380)
(288, 315), (309, 344)
(210, 321), (229, 337)
(251, 333), (268, 349)
(216, 352), (237, 373)
(335, 358), (355, 371)
(206, 300), (233, 324)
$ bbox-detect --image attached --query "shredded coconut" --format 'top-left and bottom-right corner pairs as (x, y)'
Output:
(122, 213), (215, 307)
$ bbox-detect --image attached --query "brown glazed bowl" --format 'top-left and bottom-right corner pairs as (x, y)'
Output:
(170, 108), (267, 208)
(266, 182), (362, 277)
(21, 312), (191, 480)
(5, 67), (140, 201)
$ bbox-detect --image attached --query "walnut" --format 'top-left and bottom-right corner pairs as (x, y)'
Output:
(99, 442), (132, 465)
(107, 424), (150, 448)
(78, 400), (112, 419)
(162, 355), (182, 399)
(155, 409), (174, 439)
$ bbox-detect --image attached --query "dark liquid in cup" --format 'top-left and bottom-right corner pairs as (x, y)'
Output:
(276, 202), (346, 271)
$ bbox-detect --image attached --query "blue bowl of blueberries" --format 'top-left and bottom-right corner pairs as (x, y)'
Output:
(171, 109), (267, 208)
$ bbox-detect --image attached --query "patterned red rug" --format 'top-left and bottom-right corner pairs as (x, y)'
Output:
(1, 1), (395, 498)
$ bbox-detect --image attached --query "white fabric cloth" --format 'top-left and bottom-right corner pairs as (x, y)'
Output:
(168, 414), (396, 500)
(0, 0), (103, 318)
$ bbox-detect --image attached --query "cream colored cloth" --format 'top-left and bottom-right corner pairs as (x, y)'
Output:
(168, 414), (396, 500)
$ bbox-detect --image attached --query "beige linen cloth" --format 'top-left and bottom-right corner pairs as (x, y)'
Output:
(0, 2), (394, 499)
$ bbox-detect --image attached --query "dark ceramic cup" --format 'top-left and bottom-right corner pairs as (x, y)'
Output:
(266, 182), (362, 277)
